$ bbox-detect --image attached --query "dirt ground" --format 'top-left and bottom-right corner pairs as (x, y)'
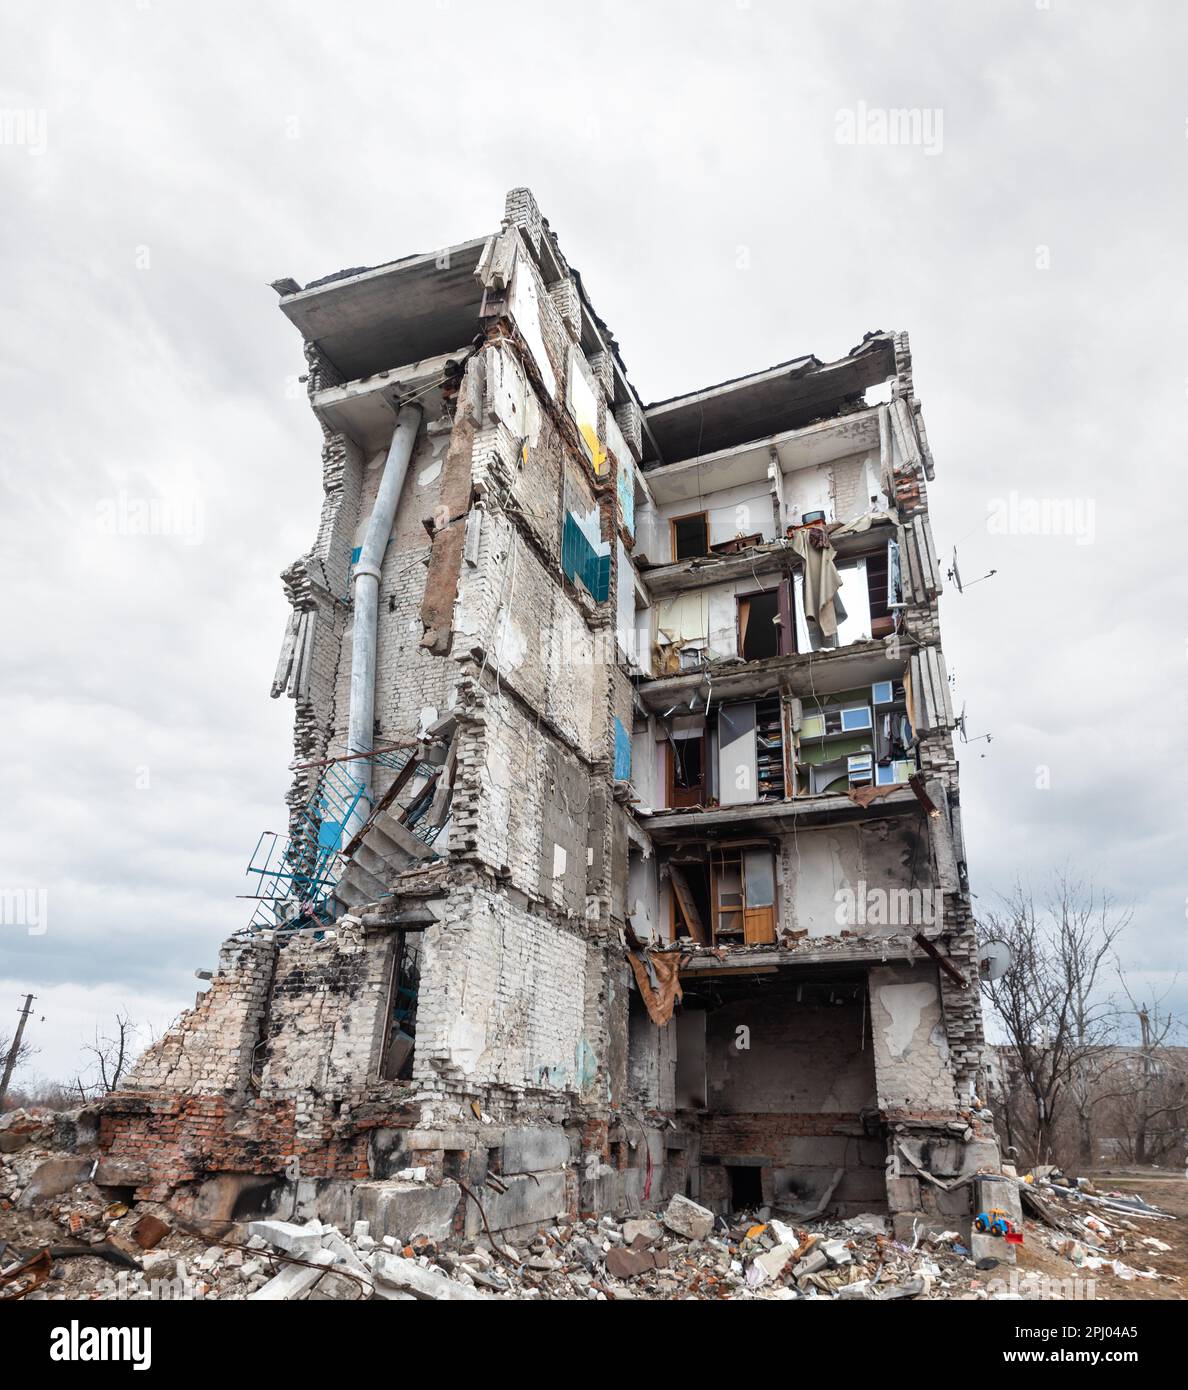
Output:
(1012, 1170), (1187, 1301)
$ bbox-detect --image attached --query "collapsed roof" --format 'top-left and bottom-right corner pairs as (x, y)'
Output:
(274, 236), (492, 382)
(640, 332), (897, 465)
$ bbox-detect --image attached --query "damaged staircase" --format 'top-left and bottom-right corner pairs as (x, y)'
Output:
(330, 804), (440, 913)
(245, 732), (455, 931)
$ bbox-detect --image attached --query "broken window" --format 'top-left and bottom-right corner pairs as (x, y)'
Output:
(667, 729), (706, 808)
(794, 550), (895, 650)
(666, 841), (777, 945)
(671, 511), (709, 561)
(737, 585), (790, 661)
(670, 859), (710, 942)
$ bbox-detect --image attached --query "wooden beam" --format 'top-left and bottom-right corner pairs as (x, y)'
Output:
(669, 864), (708, 945)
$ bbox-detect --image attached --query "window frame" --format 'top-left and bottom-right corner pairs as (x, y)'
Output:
(670, 510), (710, 562)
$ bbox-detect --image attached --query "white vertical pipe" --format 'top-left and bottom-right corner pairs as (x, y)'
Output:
(345, 402), (423, 839)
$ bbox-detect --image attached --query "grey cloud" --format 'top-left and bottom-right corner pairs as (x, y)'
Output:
(1, 0), (1184, 1078)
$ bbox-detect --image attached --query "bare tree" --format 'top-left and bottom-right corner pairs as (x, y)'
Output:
(1092, 977), (1186, 1165)
(3, 1074), (79, 1113)
(979, 875), (1129, 1166)
(0, 1030), (39, 1111)
(78, 1011), (138, 1096)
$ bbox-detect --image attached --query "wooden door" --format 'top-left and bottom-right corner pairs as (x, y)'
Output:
(668, 733), (707, 808)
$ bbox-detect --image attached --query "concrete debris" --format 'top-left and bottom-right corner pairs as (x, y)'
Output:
(622, 1217), (663, 1245)
(248, 1249), (337, 1302)
(3, 1121), (1180, 1303)
(371, 1251), (488, 1301)
(746, 1243), (796, 1286)
(793, 1248), (829, 1278)
(15, 1156), (96, 1208)
(662, 1194), (715, 1241)
(844, 1213), (888, 1236)
(246, 1219), (326, 1257)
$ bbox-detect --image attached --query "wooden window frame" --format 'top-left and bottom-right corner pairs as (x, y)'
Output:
(736, 580), (793, 661)
(670, 510), (709, 562)
(708, 840), (777, 946)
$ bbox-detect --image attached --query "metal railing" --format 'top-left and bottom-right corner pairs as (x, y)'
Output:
(242, 746), (445, 931)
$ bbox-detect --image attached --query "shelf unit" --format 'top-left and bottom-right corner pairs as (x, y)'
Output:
(754, 697), (785, 802)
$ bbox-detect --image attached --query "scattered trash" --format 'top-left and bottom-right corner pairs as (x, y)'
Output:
(1020, 1170), (1179, 1286)
(129, 1214), (169, 1250)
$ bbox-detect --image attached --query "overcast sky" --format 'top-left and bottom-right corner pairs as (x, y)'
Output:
(1, 0), (1185, 1085)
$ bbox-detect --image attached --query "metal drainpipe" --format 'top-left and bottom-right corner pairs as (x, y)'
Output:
(344, 401), (423, 840)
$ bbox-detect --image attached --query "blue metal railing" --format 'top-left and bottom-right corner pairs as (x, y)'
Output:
(242, 747), (443, 930)
(243, 758), (369, 931)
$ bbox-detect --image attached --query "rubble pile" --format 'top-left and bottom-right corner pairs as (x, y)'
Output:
(1, 1148), (984, 1304)
(1013, 1166), (1179, 1285)
(2, 1107), (1179, 1301)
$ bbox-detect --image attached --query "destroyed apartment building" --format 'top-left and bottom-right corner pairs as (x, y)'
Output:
(100, 188), (999, 1245)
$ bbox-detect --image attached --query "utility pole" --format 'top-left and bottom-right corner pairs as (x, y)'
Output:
(1136, 1005), (1152, 1165)
(0, 993), (35, 1110)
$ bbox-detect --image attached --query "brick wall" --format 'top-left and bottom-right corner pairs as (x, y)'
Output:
(124, 937), (275, 1097)
(453, 504), (607, 762)
(414, 883), (592, 1102)
(260, 920), (393, 1105)
(704, 997), (878, 1114)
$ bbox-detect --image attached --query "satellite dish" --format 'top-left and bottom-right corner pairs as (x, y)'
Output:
(948, 543), (997, 592)
(979, 940), (1014, 981)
